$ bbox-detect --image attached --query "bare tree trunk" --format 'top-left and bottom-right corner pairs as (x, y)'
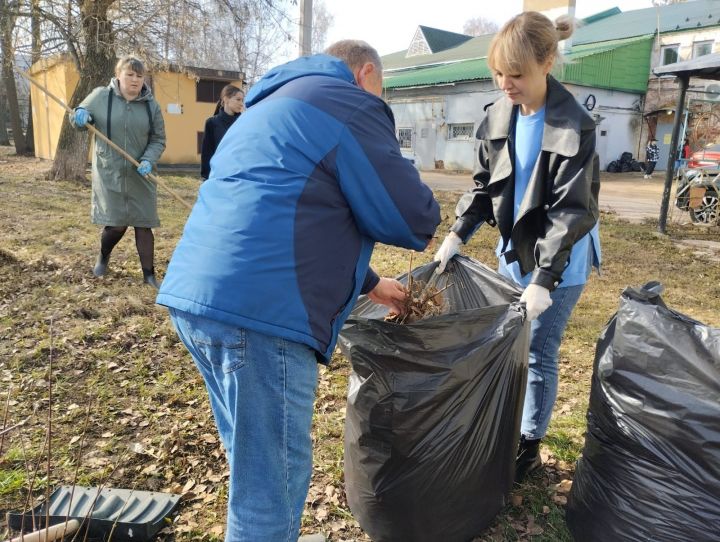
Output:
(49, 0), (115, 182)
(0, 0), (29, 155)
(0, 91), (10, 145)
(24, 0), (42, 154)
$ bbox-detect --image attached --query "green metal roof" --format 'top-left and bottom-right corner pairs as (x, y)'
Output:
(384, 58), (492, 89)
(417, 26), (472, 53)
(561, 35), (654, 93)
(382, 1), (718, 93)
(573, 0), (720, 45)
(383, 34), (493, 71)
(581, 7), (621, 25)
(384, 35), (654, 93)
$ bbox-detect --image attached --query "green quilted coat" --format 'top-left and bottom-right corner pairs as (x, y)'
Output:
(72, 79), (166, 227)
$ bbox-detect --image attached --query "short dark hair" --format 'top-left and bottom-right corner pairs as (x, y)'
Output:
(115, 55), (145, 76)
(324, 40), (382, 72)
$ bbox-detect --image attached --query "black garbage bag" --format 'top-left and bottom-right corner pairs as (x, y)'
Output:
(566, 283), (720, 542)
(620, 151), (633, 164)
(338, 256), (530, 542)
(606, 160), (620, 173)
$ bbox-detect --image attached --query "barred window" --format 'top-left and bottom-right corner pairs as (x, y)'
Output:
(449, 123), (474, 140)
(660, 45), (679, 66)
(398, 128), (412, 149)
(693, 40), (713, 59)
(196, 79), (231, 103)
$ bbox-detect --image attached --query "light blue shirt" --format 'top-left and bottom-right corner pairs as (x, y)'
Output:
(497, 106), (601, 288)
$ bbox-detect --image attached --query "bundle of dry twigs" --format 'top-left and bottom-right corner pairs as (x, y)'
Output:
(384, 253), (452, 324)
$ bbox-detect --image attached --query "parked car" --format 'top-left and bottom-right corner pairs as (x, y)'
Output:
(675, 168), (719, 224)
(687, 143), (720, 169)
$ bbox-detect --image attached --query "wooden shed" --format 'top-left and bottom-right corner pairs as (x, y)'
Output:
(27, 55), (243, 165)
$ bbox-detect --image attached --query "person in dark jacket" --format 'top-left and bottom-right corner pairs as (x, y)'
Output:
(644, 138), (659, 178)
(435, 12), (601, 483)
(70, 55), (166, 288)
(200, 84), (244, 180)
(157, 40), (440, 541)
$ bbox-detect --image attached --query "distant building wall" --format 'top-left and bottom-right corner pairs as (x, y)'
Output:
(387, 80), (641, 171)
(564, 83), (643, 168)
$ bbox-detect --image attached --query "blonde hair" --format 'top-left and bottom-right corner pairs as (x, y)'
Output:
(488, 12), (574, 75)
(115, 55), (146, 76)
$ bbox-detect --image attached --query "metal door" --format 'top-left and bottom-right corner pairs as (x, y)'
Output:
(655, 122), (673, 171)
(414, 121), (436, 170)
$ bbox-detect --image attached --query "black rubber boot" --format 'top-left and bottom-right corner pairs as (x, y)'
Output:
(142, 267), (160, 289)
(93, 252), (110, 277)
(515, 436), (542, 484)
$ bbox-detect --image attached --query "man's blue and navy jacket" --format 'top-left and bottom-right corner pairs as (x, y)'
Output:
(156, 54), (440, 362)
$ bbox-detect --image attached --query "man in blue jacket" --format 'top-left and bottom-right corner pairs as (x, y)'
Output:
(157, 40), (440, 541)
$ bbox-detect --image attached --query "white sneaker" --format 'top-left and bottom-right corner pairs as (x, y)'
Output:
(299, 535), (326, 542)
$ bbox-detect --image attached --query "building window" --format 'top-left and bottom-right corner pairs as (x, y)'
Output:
(693, 40), (713, 58)
(660, 44), (679, 66)
(196, 79), (231, 103)
(398, 128), (412, 149)
(448, 123), (474, 140)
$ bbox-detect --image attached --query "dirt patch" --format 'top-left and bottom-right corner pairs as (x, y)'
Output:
(674, 239), (720, 262)
(1, 147), (719, 541)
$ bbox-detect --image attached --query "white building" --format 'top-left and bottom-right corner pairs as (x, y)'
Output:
(382, 0), (720, 172)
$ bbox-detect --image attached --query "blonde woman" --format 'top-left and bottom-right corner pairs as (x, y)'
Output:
(435, 12), (601, 482)
(71, 55), (166, 288)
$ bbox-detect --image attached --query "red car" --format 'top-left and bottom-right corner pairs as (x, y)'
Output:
(688, 143), (720, 168)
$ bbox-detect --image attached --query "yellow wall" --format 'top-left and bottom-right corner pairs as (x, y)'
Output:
(28, 57), (79, 160)
(27, 57), (241, 165)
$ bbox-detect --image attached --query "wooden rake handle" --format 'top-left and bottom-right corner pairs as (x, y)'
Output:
(5, 519), (80, 542)
(15, 68), (193, 211)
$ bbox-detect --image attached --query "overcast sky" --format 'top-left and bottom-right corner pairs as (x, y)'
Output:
(283, 0), (658, 59)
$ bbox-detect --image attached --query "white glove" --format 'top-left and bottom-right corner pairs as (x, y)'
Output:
(433, 232), (462, 274)
(520, 284), (553, 321)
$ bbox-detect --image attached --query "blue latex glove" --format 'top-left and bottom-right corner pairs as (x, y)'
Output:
(137, 160), (152, 176)
(72, 108), (91, 127)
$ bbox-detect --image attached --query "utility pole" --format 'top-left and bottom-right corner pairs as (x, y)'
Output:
(299, 0), (313, 57)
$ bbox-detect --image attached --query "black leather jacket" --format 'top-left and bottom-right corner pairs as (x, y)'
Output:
(452, 76), (600, 291)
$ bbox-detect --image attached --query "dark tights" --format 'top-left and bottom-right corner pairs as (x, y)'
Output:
(100, 226), (154, 272)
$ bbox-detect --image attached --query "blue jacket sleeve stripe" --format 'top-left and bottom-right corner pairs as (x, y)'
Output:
(335, 97), (439, 250)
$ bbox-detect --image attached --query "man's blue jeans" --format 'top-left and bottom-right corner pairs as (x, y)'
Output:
(169, 309), (319, 542)
(521, 284), (585, 440)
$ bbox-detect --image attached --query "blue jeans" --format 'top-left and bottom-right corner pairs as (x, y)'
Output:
(169, 309), (319, 542)
(521, 284), (585, 440)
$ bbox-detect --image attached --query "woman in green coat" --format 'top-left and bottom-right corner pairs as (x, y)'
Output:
(70, 55), (166, 288)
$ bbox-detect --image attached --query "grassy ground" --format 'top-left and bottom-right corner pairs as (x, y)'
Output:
(1, 146), (719, 541)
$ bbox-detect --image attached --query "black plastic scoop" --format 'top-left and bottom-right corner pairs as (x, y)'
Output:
(6, 485), (181, 541)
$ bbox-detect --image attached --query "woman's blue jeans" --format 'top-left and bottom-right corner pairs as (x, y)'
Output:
(521, 284), (585, 440)
(169, 309), (319, 542)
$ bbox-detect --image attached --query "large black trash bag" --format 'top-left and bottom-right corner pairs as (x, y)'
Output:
(566, 283), (720, 542)
(338, 255), (530, 542)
